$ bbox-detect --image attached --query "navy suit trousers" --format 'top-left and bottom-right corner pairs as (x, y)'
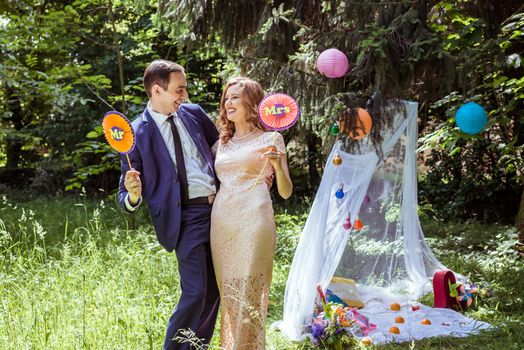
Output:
(164, 204), (220, 350)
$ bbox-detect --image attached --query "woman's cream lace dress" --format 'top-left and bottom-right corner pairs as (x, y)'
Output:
(210, 132), (285, 349)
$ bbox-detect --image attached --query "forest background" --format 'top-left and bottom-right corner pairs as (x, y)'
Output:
(1, 1), (523, 349)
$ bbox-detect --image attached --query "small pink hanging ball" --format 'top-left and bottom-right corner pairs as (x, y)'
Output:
(316, 48), (349, 78)
(343, 218), (352, 230)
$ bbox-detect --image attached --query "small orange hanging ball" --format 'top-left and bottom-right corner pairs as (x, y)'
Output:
(421, 319), (432, 325)
(348, 108), (373, 140)
(354, 219), (364, 231)
(361, 337), (373, 346)
(395, 316), (405, 323)
(390, 303), (401, 311)
(333, 154), (342, 166)
(389, 326), (400, 334)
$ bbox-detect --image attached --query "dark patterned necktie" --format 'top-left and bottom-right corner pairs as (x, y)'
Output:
(166, 116), (189, 204)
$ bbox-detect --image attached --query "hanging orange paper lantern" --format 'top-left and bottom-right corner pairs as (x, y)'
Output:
(349, 108), (372, 140)
(338, 108), (373, 140)
(421, 318), (432, 325)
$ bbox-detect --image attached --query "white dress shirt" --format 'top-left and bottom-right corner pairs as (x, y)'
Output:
(125, 103), (216, 211)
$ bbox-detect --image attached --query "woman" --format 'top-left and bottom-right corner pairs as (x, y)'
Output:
(210, 77), (293, 349)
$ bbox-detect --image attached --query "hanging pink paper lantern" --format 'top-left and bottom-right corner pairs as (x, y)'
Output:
(316, 48), (349, 78)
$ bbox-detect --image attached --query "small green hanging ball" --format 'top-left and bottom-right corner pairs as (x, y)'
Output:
(329, 122), (340, 135)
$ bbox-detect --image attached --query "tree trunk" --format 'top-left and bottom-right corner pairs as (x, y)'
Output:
(5, 87), (23, 168)
(108, 0), (126, 114)
(307, 131), (321, 190)
(515, 175), (524, 241)
(5, 139), (22, 168)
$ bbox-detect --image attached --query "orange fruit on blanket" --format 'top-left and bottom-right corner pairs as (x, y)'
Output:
(361, 337), (373, 346)
(390, 303), (401, 311)
(389, 326), (400, 334)
(421, 318), (432, 325)
(395, 316), (405, 323)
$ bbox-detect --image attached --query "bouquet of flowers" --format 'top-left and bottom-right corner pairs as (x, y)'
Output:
(305, 285), (375, 349)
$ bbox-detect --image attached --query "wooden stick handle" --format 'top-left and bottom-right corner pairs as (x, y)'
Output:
(125, 153), (133, 170)
(250, 158), (269, 192)
(250, 131), (279, 192)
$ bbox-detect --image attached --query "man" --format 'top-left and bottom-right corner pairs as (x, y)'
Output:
(117, 59), (220, 349)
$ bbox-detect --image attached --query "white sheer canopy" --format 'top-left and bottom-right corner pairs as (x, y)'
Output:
(277, 101), (489, 342)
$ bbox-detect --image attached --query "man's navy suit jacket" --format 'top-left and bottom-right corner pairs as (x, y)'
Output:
(117, 104), (219, 252)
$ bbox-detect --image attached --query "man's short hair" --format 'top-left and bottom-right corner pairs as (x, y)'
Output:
(143, 60), (184, 98)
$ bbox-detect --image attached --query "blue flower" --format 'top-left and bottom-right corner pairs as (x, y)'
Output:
(311, 321), (326, 338)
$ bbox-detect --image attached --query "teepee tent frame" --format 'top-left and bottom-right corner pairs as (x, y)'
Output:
(278, 101), (452, 340)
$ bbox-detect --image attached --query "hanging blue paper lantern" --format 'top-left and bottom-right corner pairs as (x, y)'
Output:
(455, 102), (487, 135)
(335, 187), (345, 199)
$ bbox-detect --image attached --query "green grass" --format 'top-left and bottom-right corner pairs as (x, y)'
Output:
(1, 193), (523, 349)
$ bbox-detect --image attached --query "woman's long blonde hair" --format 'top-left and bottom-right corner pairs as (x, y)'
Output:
(217, 77), (266, 143)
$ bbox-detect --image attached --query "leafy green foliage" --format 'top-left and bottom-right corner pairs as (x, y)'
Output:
(0, 0), (227, 193)
(0, 2), (91, 168)
(1, 1), (523, 225)
(155, 1), (524, 216)
(419, 5), (524, 224)
(65, 125), (121, 193)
